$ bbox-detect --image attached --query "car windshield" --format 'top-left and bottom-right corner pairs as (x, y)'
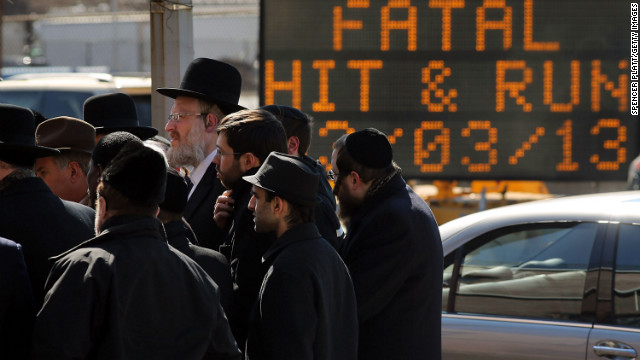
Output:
(0, 90), (94, 119)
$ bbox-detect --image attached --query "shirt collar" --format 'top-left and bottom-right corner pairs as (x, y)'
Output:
(188, 149), (216, 199)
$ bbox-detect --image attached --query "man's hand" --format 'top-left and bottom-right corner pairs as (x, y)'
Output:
(213, 190), (235, 229)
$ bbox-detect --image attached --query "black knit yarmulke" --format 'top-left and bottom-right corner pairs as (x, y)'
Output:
(101, 142), (167, 206)
(345, 128), (392, 169)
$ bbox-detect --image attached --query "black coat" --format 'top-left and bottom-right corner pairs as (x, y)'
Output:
(32, 216), (241, 360)
(219, 169), (274, 351)
(0, 177), (95, 306)
(0, 237), (35, 360)
(246, 222), (358, 360)
(164, 219), (234, 313)
(184, 163), (227, 249)
(300, 155), (343, 249)
(340, 174), (443, 360)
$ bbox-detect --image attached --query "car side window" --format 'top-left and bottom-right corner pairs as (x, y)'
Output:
(41, 91), (94, 118)
(443, 222), (598, 321)
(613, 224), (640, 328)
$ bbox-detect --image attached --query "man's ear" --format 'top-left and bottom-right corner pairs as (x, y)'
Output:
(349, 170), (361, 190)
(68, 161), (81, 183)
(204, 113), (219, 133)
(97, 194), (107, 214)
(272, 196), (286, 216)
(240, 153), (261, 172)
(287, 136), (300, 156)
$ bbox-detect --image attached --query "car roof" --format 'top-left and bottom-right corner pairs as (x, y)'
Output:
(0, 73), (151, 94)
(439, 191), (640, 245)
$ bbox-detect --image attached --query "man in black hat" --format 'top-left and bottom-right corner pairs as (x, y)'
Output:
(158, 167), (233, 312)
(33, 142), (241, 360)
(35, 116), (96, 206)
(83, 92), (158, 143)
(211, 109), (287, 349)
(261, 104), (344, 249)
(330, 128), (443, 360)
(0, 104), (95, 306)
(157, 58), (245, 250)
(243, 152), (358, 359)
(86, 131), (143, 210)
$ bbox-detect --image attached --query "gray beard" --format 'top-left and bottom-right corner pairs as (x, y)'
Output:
(167, 143), (206, 168)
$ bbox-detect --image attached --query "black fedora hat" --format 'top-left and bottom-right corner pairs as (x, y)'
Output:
(83, 92), (158, 140)
(242, 152), (319, 207)
(0, 103), (59, 165)
(156, 58), (245, 115)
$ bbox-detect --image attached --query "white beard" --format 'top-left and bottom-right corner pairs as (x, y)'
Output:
(167, 124), (207, 168)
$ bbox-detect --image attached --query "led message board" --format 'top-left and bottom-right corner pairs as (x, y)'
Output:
(260, 0), (636, 180)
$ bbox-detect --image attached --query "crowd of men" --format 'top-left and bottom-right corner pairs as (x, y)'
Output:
(0, 58), (443, 360)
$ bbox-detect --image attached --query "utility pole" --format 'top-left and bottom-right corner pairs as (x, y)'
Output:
(150, 0), (194, 135)
(0, 0), (4, 77)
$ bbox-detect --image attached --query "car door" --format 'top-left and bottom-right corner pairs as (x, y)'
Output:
(587, 223), (640, 360)
(442, 222), (605, 360)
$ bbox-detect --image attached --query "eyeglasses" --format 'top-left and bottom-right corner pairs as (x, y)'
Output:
(166, 112), (207, 124)
(327, 169), (341, 181)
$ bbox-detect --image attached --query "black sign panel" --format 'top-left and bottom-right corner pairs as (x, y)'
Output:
(260, 0), (635, 180)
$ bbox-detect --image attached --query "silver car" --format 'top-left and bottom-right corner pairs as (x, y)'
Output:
(440, 191), (640, 360)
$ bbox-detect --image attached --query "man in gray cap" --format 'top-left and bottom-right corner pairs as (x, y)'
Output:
(0, 104), (95, 306)
(33, 141), (240, 360)
(243, 151), (358, 359)
(35, 116), (96, 206)
(330, 128), (443, 360)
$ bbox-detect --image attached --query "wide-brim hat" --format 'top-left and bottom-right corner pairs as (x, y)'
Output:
(156, 58), (246, 115)
(0, 104), (59, 165)
(242, 152), (319, 207)
(36, 116), (96, 154)
(83, 92), (158, 140)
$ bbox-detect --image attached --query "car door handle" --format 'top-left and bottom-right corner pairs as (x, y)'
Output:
(593, 340), (637, 359)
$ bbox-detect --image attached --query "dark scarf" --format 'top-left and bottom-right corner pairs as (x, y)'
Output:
(365, 165), (401, 200)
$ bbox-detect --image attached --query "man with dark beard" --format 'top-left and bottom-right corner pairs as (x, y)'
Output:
(211, 109), (287, 352)
(157, 58), (245, 249)
(330, 128), (443, 360)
